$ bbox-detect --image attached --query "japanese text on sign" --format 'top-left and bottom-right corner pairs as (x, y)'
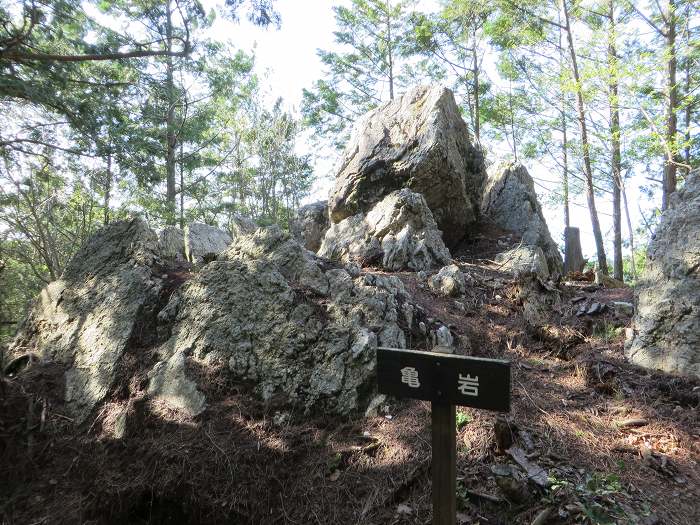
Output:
(401, 366), (420, 388)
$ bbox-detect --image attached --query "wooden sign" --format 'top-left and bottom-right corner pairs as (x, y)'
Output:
(376, 347), (511, 412)
(376, 346), (511, 525)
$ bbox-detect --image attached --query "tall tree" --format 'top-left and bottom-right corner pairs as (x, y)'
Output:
(629, 0), (682, 210)
(302, 0), (415, 147)
(410, 0), (492, 141)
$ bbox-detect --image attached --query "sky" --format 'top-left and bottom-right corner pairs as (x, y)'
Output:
(201, 1), (658, 262)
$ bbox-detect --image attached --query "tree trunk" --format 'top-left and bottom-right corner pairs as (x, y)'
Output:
(564, 227), (585, 274)
(179, 141), (185, 229)
(683, 3), (691, 178)
(562, 109), (570, 228)
(558, 12), (569, 229)
(621, 177), (637, 281)
(165, 0), (177, 224)
(104, 147), (111, 226)
(387, 8), (394, 100)
(608, 0), (623, 281)
(662, 0), (678, 210)
(472, 37), (480, 142)
(562, 0), (608, 274)
(508, 75), (517, 161)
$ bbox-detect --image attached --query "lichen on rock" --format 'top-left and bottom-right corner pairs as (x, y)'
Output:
(482, 162), (563, 277)
(155, 226), (431, 415)
(290, 201), (330, 252)
(319, 189), (451, 271)
(626, 170), (700, 378)
(8, 218), (162, 423)
(428, 264), (467, 297)
(328, 85), (486, 248)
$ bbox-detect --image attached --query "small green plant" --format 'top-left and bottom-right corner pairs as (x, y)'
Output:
(456, 411), (472, 430)
(592, 322), (619, 343)
(545, 471), (631, 525)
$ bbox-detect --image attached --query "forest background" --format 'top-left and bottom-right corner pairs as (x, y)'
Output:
(0, 0), (698, 342)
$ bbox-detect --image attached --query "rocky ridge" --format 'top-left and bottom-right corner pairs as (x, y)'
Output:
(328, 85), (486, 248)
(626, 169), (700, 378)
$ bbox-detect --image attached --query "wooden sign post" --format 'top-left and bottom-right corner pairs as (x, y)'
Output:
(377, 347), (511, 525)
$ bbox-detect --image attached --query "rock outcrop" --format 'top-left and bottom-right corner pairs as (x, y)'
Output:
(8, 220), (441, 421)
(291, 201), (330, 252)
(154, 226), (431, 415)
(495, 245), (550, 280)
(626, 170), (700, 378)
(158, 226), (186, 260)
(229, 214), (258, 237)
(482, 162), (563, 277)
(8, 218), (162, 422)
(328, 85), (486, 247)
(184, 222), (232, 265)
(319, 189), (451, 271)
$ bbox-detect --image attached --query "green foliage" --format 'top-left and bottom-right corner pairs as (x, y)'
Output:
(545, 470), (641, 525)
(623, 248), (647, 284)
(456, 410), (472, 430)
(301, 0), (416, 147)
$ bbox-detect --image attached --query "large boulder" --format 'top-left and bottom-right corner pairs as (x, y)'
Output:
(158, 226), (186, 260)
(482, 162), (563, 276)
(7, 218), (162, 422)
(290, 201), (330, 252)
(228, 214), (258, 237)
(318, 189), (451, 272)
(184, 222), (232, 265)
(152, 226), (431, 416)
(626, 170), (700, 378)
(328, 85), (486, 247)
(495, 245), (550, 280)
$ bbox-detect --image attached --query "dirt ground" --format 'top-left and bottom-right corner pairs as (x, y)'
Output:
(1, 233), (699, 524)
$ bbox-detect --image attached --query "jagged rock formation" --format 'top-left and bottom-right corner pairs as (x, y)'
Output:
(482, 162), (563, 277)
(328, 85), (486, 247)
(229, 214), (258, 237)
(8, 219), (163, 422)
(184, 223), (232, 265)
(495, 246), (550, 280)
(319, 189), (451, 271)
(8, 219), (441, 421)
(153, 226), (432, 415)
(158, 226), (186, 260)
(428, 264), (467, 297)
(626, 170), (700, 378)
(290, 201), (330, 252)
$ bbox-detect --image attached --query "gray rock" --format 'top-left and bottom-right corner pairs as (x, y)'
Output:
(432, 325), (454, 350)
(229, 214), (258, 237)
(158, 226), (185, 260)
(517, 275), (561, 328)
(495, 245), (550, 280)
(626, 170), (700, 378)
(613, 301), (634, 316)
(482, 162), (563, 276)
(148, 351), (206, 417)
(428, 264), (466, 297)
(291, 201), (330, 252)
(162, 226), (430, 415)
(328, 85), (486, 247)
(319, 189), (451, 272)
(364, 394), (387, 418)
(8, 218), (161, 423)
(586, 302), (602, 315)
(184, 222), (232, 265)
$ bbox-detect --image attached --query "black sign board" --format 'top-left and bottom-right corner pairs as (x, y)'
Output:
(377, 347), (511, 412)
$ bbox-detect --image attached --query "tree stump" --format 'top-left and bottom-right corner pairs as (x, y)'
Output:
(564, 227), (585, 274)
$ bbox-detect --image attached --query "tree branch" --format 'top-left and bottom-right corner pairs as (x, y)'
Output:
(1, 47), (190, 63)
